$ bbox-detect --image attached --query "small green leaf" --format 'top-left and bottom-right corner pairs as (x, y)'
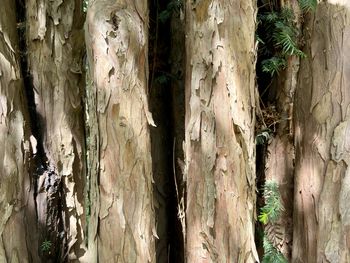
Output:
(258, 213), (269, 224)
(41, 240), (52, 252)
(299, 0), (317, 13)
(261, 57), (286, 76)
(259, 180), (284, 224)
(262, 236), (288, 263)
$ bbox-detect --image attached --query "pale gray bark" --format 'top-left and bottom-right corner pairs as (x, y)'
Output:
(85, 1), (156, 262)
(184, 0), (259, 262)
(292, 2), (350, 262)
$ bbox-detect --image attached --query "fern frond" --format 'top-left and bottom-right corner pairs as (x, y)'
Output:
(299, 0), (317, 13)
(256, 34), (265, 45)
(259, 180), (284, 224)
(41, 240), (52, 252)
(265, 11), (279, 22)
(261, 57), (286, 76)
(262, 236), (288, 263)
(273, 23), (295, 52)
(272, 22), (305, 57)
(280, 8), (294, 22)
(167, 0), (182, 10)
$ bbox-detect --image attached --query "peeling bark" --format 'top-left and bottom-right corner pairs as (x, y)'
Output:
(0, 1), (36, 261)
(85, 1), (156, 262)
(26, 0), (86, 261)
(184, 0), (259, 262)
(293, 2), (350, 262)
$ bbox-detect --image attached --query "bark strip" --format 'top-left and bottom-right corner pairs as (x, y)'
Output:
(0, 1), (36, 261)
(184, 1), (259, 262)
(85, 1), (156, 262)
(293, 2), (350, 262)
(26, 0), (86, 261)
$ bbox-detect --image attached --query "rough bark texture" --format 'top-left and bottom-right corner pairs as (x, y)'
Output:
(85, 0), (156, 262)
(26, 0), (86, 260)
(0, 1), (36, 262)
(184, 0), (258, 262)
(293, 2), (350, 262)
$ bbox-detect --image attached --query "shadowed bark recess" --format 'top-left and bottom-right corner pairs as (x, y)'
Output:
(148, 0), (185, 262)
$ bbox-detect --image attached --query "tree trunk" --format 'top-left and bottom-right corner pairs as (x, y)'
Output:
(293, 2), (350, 262)
(85, 0), (156, 262)
(0, 1), (36, 262)
(184, 0), (259, 262)
(25, 0), (86, 261)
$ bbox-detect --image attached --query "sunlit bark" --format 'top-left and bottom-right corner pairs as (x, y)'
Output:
(184, 0), (259, 262)
(26, 0), (86, 260)
(293, 3), (350, 262)
(85, 0), (156, 261)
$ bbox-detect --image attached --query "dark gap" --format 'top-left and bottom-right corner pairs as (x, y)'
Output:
(149, 0), (185, 262)
(15, 1), (67, 261)
(254, 0), (279, 260)
(15, 0), (46, 163)
(256, 0), (281, 102)
(168, 2), (186, 261)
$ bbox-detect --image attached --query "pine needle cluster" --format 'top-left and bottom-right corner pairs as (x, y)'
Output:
(40, 240), (52, 252)
(258, 180), (284, 224)
(299, 0), (318, 13)
(259, 180), (287, 263)
(257, 8), (305, 76)
(262, 236), (288, 263)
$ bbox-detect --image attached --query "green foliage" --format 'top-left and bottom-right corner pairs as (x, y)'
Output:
(261, 57), (286, 76)
(258, 180), (287, 262)
(262, 236), (288, 263)
(258, 180), (284, 224)
(258, 8), (305, 76)
(299, 0), (317, 13)
(272, 22), (305, 57)
(158, 0), (182, 23)
(41, 240), (52, 252)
